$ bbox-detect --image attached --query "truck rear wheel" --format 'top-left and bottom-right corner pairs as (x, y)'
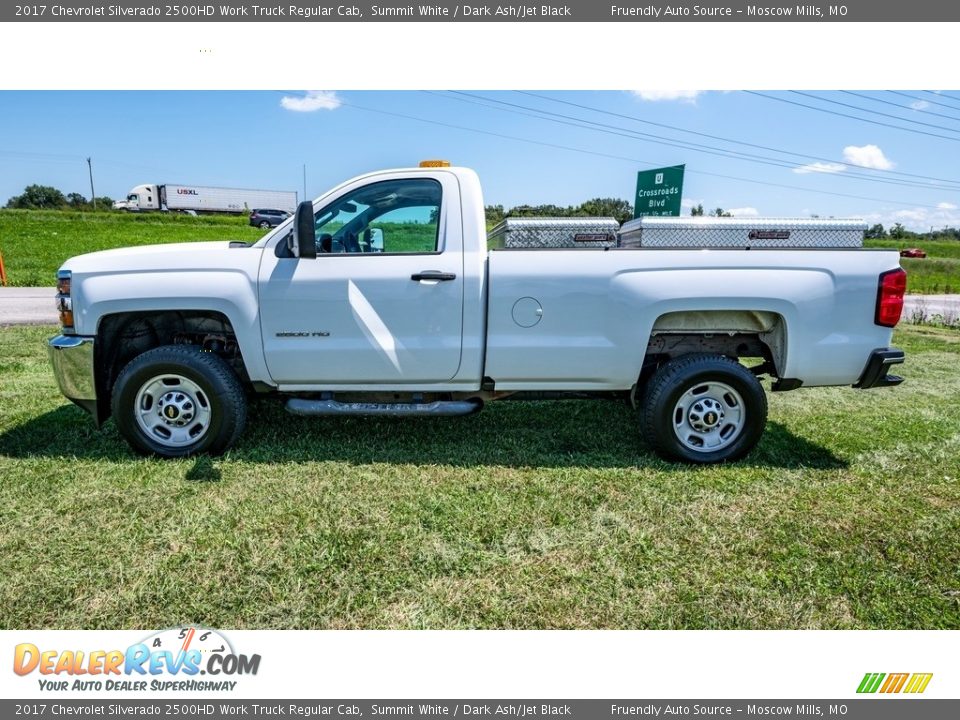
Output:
(640, 353), (767, 464)
(111, 345), (247, 458)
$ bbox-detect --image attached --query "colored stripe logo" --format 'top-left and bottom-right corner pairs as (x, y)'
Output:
(857, 672), (933, 694)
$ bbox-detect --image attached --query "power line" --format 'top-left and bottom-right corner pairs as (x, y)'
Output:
(335, 100), (950, 211)
(840, 90), (960, 123)
(437, 91), (960, 193)
(746, 91), (960, 143)
(444, 91), (831, 177)
(920, 90), (960, 107)
(0, 149), (84, 162)
(789, 90), (960, 135)
(518, 91), (960, 186)
(887, 90), (960, 113)
(1, 149), (173, 175)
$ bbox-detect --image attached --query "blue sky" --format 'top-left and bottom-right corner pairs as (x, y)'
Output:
(1, 90), (959, 230)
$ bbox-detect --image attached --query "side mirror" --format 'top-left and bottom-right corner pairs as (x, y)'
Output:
(290, 201), (317, 259)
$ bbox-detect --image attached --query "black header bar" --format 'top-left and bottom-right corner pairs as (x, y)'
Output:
(5, 1), (960, 22)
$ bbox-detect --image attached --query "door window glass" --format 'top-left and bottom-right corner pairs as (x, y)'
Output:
(313, 178), (442, 255)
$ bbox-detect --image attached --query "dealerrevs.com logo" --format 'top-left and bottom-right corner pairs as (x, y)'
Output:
(13, 627), (260, 693)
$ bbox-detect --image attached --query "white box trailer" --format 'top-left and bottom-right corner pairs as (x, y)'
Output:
(125, 183), (297, 215)
(618, 216), (866, 249)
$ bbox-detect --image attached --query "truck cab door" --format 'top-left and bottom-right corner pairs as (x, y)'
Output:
(257, 172), (464, 386)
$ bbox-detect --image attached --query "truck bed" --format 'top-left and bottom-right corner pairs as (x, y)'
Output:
(483, 247), (901, 390)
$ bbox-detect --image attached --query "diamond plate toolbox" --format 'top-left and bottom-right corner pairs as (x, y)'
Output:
(618, 216), (866, 249)
(488, 217), (620, 249)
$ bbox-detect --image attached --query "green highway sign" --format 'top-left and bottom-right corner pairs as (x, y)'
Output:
(634, 164), (685, 218)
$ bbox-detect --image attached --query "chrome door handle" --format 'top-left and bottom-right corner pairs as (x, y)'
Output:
(411, 271), (456, 281)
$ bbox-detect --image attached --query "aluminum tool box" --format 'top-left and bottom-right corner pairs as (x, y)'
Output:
(487, 217), (620, 249)
(618, 217), (866, 249)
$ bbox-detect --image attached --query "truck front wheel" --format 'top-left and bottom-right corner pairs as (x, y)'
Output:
(640, 353), (767, 464)
(111, 345), (247, 458)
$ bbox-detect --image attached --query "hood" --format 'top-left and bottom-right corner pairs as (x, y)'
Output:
(62, 241), (259, 276)
(61, 241), (268, 337)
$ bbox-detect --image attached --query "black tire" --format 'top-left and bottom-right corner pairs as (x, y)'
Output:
(259, 221), (271, 229)
(640, 353), (767, 464)
(111, 345), (247, 458)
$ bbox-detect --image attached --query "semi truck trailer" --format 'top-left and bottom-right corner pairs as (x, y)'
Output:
(123, 183), (296, 215)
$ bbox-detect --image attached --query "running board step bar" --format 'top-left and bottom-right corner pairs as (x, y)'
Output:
(285, 397), (483, 418)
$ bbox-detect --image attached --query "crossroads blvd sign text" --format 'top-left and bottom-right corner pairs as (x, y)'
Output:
(634, 165), (685, 218)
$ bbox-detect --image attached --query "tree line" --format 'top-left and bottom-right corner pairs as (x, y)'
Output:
(6, 184), (114, 211)
(485, 198), (635, 225)
(486, 200), (958, 241)
(6, 184), (958, 241)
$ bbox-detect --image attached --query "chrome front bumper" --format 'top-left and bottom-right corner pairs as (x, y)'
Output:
(48, 334), (97, 417)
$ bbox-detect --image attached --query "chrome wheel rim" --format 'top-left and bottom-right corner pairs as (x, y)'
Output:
(134, 373), (212, 448)
(672, 381), (745, 453)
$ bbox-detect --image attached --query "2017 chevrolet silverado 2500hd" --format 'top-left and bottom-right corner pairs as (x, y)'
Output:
(48, 163), (907, 463)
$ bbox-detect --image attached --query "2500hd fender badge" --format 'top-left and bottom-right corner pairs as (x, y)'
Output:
(275, 331), (330, 337)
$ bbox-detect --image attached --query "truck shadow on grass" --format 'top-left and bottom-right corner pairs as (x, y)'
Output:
(0, 399), (846, 471)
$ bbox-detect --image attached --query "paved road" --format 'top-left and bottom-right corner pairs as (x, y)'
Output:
(902, 294), (960, 322)
(1, 287), (958, 326)
(1, 287), (58, 325)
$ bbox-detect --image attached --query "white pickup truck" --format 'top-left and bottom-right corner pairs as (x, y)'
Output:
(48, 163), (907, 463)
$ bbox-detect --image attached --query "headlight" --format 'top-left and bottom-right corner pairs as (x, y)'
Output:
(56, 270), (74, 331)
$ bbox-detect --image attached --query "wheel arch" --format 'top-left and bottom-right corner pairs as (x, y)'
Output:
(642, 308), (788, 380)
(93, 309), (248, 425)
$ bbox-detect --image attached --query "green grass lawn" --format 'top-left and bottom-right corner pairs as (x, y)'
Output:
(1, 324), (958, 629)
(865, 239), (960, 294)
(0, 209), (263, 287)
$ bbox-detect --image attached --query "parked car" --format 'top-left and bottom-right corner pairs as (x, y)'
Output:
(249, 208), (291, 229)
(899, 248), (927, 259)
(48, 163), (907, 464)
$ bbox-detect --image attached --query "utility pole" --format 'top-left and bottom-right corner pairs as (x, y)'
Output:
(302, 164), (307, 203)
(86, 157), (96, 210)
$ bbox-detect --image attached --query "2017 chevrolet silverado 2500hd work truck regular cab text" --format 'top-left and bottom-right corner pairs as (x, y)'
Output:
(48, 163), (907, 464)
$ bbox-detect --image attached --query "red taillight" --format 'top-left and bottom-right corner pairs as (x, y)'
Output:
(876, 268), (906, 327)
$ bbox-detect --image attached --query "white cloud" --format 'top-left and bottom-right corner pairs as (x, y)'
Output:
(280, 90), (341, 112)
(938, 202), (958, 210)
(630, 90), (702, 103)
(793, 162), (846, 175)
(842, 144), (894, 170)
(893, 209), (927, 223)
(861, 204), (960, 232)
(909, 100), (930, 110)
(726, 207), (760, 217)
